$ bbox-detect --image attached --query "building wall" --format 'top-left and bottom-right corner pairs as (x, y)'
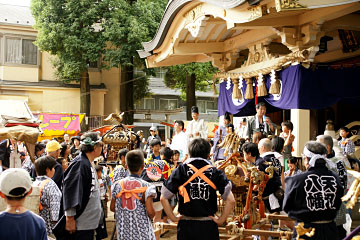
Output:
(0, 65), (39, 82)
(90, 90), (106, 116)
(41, 52), (56, 81)
(102, 67), (121, 115)
(42, 88), (80, 113)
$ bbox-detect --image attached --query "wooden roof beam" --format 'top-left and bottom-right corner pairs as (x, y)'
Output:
(298, 2), (360, 25)
(146, 54), (211, 68)
(314, 48), (360, 63)
(322, 14), (360, 32)
(174, 42), (224, 55)
(206, 24), (220, 43)
(224, 28), (278, 52)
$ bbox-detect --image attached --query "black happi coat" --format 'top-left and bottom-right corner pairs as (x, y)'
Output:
(163, 158), (229, 217)
(62, 152), (93, 217)
(283, 160), (343, 240)
(53, 152), (93, 238)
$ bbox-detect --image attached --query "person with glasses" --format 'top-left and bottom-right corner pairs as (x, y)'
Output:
(54, 132), (104, 240)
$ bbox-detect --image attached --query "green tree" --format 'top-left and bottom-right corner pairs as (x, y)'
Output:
(31, 0), (111, 129)
(31, 0), (167, 126)
(103, 0), (168, 123)
(165, 62), (218, 120)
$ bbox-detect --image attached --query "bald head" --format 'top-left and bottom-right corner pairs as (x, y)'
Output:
(258, 138), (272, 155)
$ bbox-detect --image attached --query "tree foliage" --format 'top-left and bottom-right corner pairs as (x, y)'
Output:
(31, 0), (167, 124)
(103, 0), (167, 70)
(31, 0), (110, 81)
(165, 62), (219, 99)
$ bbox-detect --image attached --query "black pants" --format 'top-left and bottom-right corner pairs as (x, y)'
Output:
(177, 220), (219, 240)
(57, 229), (94, 240)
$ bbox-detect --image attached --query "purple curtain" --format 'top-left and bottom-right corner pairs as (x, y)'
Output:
(218, 64), (360, 116)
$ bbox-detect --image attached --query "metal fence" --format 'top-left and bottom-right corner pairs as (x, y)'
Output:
(88, 115), (104, 130)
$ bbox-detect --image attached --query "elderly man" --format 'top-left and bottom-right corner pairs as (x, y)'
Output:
(46, 140), (63, 190)
(186, 106), (208, 141)
(247, 102), (276, 140)
(283, 141), (343, 240)
(55, 132), (104, 239)
(257, 138), (283, 212)
(316, 135), (348, 239)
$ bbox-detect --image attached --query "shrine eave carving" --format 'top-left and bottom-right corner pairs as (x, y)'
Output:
(139, 0), (360, 70)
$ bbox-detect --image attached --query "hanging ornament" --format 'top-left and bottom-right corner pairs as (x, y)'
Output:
(269, 69), (281, 94)
(257, 73), (268, 97)
(226, 77), (231, 90)
(245, 78), (254, 99)
(232, 78), (242, 100)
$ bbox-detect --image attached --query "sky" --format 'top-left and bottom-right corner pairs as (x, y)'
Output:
(0, 0), (30, 6)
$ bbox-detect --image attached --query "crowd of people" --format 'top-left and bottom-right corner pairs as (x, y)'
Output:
(0, 103), (359, 240)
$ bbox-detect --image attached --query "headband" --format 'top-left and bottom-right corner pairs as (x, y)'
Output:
(303, 146), (336, 169)
(80, 137), (102, 146)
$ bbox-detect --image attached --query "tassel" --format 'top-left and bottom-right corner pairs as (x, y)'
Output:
(245, 79), (254, 99)
(269, 70), (281, 94)
(257, 73), (268, 97)
(232, 78), (242, 100)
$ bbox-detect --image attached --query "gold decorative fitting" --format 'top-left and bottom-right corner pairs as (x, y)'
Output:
(248, 5), (263, 21)
(275, 0), (306, 12)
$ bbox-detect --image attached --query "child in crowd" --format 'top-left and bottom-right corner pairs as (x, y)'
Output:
(338, 126), (355, 157)
(33, 156), (62, 236)
(280, 120), (295, 172)
(110, 150), (156, 240)
(111, 149), (129, 183)
(147, 139), (161, 162)
(284, 157), (302, 177)
(0, 168), (47, 239)
(349, 158), (360, 172)
(96, 165), (108, 219)
(159, 147), (177, 223)
(172, 150), (180, 168)
(159, 147), (174, 180)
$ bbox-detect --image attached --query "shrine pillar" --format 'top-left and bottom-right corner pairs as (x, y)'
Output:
(291, 109), (310, 157)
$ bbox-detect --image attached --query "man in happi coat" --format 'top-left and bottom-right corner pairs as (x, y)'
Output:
(283, 141), (343, 240)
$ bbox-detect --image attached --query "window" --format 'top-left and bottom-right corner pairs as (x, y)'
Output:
(160, 99), (178, 110)
(135, 98), (155, 110)
(155, 68), (167, 78)
(207, 100), (217, 110)
(145, 98), (155, 110)
(197, 100), (206, 113)
(6, 38), (38, 65)
(197, 100), (218, 113)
